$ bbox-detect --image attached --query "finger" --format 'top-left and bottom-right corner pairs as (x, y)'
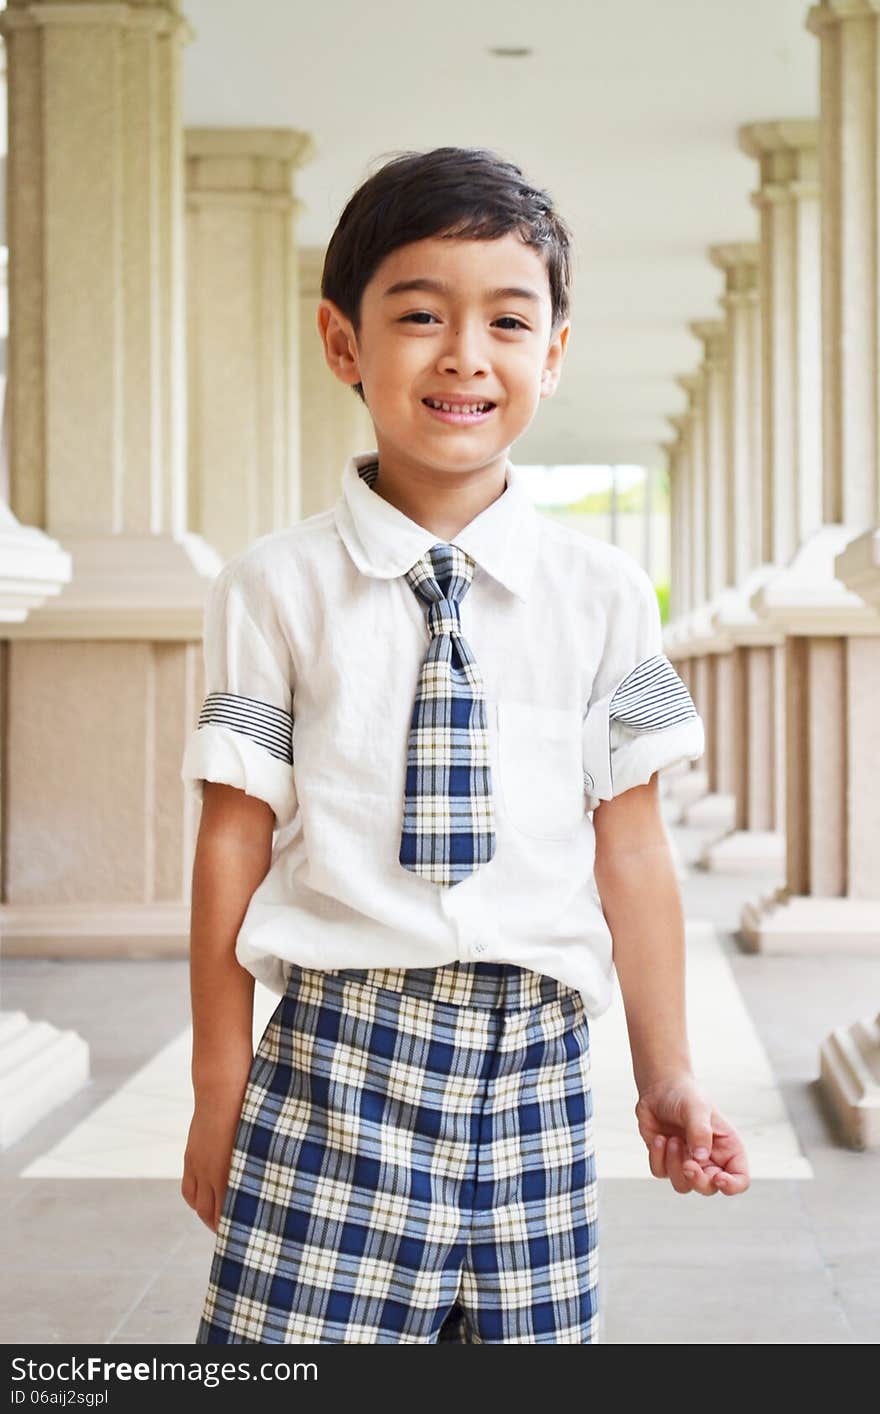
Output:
(724, 1142), (751, 1182)
(648, 1134), (669, 1179)
(712, 1169), (751, 1195)
(682, 1159), (719, 1196)
(711, 1136), (751, 1194)
(683, 1110), (714, 1164)
(700, 1119), (748, 1170)
(665, 1137), (693, 1194)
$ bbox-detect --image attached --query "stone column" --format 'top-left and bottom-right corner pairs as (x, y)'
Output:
(662, 432), (687, 623)
(680, 322), (736, 834)
(1, 0), (194, 547)
(807, 0), (880, 1152)
(664, 416), (700, 789)
(743, 11), (880, 975)
(703, 243), (785, 874)
(0, 1), (222, 967)
(185, 128), (315, 560)
(0, 21), (91, 1145)
(663, 374), (713, 817)
(726, 121), (825, 881)
(688, 320), (728, 602)
(739, 121), (823, 567)
(659, 430), (704, 800)
(819, 567), (880, 1148)
(298, 246), (376, 520)
(710, 244), (762, 589)
(676, 371), (707, 616)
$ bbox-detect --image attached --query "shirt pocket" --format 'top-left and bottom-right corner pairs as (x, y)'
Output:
(495, 700), (587, 841)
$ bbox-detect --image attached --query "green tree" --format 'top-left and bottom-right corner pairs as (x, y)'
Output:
(654, 580), (670, 624)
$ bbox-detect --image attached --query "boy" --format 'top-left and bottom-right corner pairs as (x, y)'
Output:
(180, 146), (750, 1346)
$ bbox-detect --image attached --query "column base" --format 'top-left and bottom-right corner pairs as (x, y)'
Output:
(741, 889), (880, 953)
(818, 1012), (880, 1149)
(701, 828), (785, 874)
(0, 902), (190, 957)
(0, 1011), (90, 1149)
(682, 790), (736, 830)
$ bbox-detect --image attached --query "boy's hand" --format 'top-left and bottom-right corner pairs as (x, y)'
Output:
(181, 1074), (252, 1232)
(634, 1074), (750, 1197)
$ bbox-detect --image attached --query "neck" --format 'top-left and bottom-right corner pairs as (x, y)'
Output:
(366, 448), (509, 539)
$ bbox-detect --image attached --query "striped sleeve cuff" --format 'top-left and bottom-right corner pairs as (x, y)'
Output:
(608, 654), (699, 732)
(181, 692), (298, 830)
(582, 655), (704, 805)
(197, 692), (292, 763)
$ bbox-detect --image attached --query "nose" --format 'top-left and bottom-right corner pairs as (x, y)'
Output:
(437, 321), (490, 378)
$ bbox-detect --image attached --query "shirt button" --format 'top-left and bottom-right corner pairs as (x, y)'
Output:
(471, 940), (489, 957)
(584, 772), (595, 792)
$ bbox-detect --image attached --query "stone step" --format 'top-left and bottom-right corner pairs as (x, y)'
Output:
(0, 1010), (90, 1149)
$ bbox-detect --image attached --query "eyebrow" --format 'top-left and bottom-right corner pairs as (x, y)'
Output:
(382, 277), (542, 304)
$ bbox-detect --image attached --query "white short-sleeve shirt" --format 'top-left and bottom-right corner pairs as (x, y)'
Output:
(181, 450), (705, 1019)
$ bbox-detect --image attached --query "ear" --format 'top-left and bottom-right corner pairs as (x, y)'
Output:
(316, 298), (362, 389)
(540, 321), (570, 398)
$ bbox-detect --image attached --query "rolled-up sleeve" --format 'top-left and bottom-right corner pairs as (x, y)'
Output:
(582, 562), (704, 808)
(180, 553), (298, 830)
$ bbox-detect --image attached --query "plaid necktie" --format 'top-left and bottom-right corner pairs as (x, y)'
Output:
(399, 542), (496, 885)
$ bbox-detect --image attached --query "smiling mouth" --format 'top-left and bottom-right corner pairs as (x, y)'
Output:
(421, 398), (497, 424)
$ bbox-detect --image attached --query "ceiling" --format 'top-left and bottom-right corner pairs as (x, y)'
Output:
(182, 0), (818, 468)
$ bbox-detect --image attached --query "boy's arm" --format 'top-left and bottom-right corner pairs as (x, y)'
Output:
(189, 780), (275, 1099)
(182, 781), (275, 1231)
(592, 773), (750, 1196)
(179, 553), (296, 1229)
(592, 772), (693, 1093)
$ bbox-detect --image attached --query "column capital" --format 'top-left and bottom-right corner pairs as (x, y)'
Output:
(186, 128), (317, 205)
(0, 2), (194, 40)
(739, 120), (819, 203)
(676, 370), (705, 412)
(807, 0), (880, 34)
(708, 241), (760, 293)
(738, 118), (818, 159)
(689, 319), (727, 364)
(186, 127), (317, 170)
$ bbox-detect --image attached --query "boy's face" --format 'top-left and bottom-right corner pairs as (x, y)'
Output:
(318, 231), (570, 482)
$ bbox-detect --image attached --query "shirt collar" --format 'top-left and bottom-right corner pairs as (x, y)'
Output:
(333, 449), (540, 602)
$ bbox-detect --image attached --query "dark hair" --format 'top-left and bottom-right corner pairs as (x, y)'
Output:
(320, 146), (574, 403)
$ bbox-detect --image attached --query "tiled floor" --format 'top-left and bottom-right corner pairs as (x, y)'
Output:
(3, 811), (879, 1343)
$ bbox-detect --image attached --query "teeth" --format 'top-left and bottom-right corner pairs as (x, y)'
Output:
(425, 399), (493, 414)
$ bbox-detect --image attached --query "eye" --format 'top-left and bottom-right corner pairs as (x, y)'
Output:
(399, 312), (528, 330)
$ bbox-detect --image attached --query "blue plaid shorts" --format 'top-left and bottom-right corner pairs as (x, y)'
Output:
(196, 958), (599, 1344)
